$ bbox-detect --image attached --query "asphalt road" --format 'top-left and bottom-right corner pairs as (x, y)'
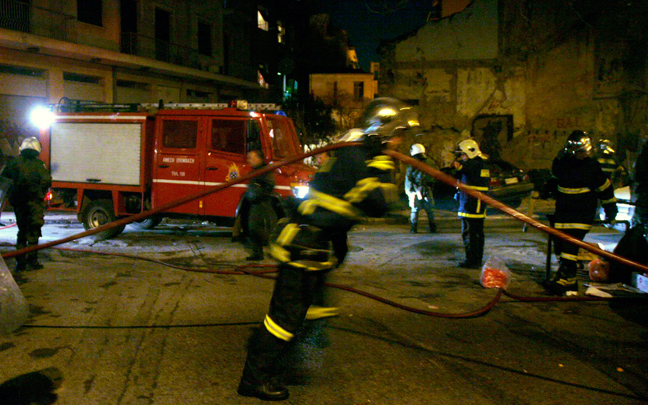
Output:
(0, 207), (646, 404)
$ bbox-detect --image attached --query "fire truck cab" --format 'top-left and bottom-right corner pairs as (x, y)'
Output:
(38, 102), (313, 239)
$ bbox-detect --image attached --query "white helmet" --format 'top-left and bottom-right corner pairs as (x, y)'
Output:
(19, 137), (42, 153)
(455, 139), (483, 159)
(410, 143), (426, 156)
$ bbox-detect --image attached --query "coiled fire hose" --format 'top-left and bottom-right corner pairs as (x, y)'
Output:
(2, 143), (647, 321)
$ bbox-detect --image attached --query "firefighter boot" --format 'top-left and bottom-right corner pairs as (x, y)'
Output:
(547, 262), (578, 296)
(14, 244), (27, 272)
(238, 328), (289, 401)
(237, 378), (289, 401)
(27, 243), (44, 270)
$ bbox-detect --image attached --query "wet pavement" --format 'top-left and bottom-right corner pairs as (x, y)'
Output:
(0, 201), (647, 404)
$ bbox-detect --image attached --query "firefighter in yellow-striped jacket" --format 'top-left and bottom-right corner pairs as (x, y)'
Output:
(548, 130), (618, 296)
(237, 98), (418, 401)
(452, 139), (490, 269)
(594, 138), (627, 188)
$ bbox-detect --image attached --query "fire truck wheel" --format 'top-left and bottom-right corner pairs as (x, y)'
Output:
(129, 216), (163, 230)
(81, 199), (125, 240)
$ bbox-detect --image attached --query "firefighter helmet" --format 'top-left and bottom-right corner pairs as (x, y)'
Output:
(597, 138), (615, 154)
(410, 143), (426, 156)
(19, 137), (42, 154)
(356, 97), (420, 139)
(455, 139), (483, 159)
(564, 130), (592, 155)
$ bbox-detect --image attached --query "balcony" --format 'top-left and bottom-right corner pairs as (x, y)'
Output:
(120, 32), (202, 70)
(0, 0), (207, 72)
(0, 0), (75, 42)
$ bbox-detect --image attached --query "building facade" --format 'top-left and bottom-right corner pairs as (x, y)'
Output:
(0, 0), (302, 156)
(379, 0), (648, 170)
(310, 72), (378, 130)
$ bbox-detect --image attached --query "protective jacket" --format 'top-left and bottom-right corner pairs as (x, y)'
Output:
(404, 159), (434, 202)
(244, 164), (274, 203)
(270, 141), (397, 271)
(2, 153), (51, 206)
(552, 155), (616, 230)
(455, 157), (490, 218)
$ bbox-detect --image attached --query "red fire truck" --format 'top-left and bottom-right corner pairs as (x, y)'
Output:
(37, 101), (314, 239)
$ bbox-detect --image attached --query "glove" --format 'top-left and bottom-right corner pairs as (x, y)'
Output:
(603, 203), (618, 222)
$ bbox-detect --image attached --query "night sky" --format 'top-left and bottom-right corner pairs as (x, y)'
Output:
(312, 0), (437, 71)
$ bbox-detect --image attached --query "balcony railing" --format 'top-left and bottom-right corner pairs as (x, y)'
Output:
(0, 0), (208, 72)
(120, 32), (203, 70)
(0, 0), (75, 41)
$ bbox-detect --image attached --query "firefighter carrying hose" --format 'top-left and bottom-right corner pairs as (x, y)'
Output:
(547, 130), (618, 296)
(237, 98), (419, 401)
(1, 137), (52, 271)
(452, 139), (490, 269)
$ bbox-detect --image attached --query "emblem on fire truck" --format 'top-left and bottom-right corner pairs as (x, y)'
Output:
(227, 163), (240, 181)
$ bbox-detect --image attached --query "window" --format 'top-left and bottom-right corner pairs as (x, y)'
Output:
(211, 119), (245, 154)
(247, 120), (262, 152)
(257, 10), (268, 31)
(64, 72), (101, 84)
(277, 21), (285, 43)
(77, 0), (103, 26)
(162, 120), (197, 149)
(353, 81), (364, 101)
(198, 20), (212, 56)
(0, 65), (44, 77)
(266, 117), (299, 159)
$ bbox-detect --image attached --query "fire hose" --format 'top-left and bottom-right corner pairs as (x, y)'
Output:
(1, 143), (647, 321)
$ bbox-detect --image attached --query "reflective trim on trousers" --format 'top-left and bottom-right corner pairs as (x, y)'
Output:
(554, 223), (592, 230)
(263, 314), (294, 341)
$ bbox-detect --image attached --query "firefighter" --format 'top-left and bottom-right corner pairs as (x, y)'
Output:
(243, 149), (277, 261)
(594, 138), (627, 188)
(237, 98), (418, 401)
(405, 143), (437, 233)
(1, 137), (52, 271)
(631, 136), (648, 229)
(452, 139), (490, 269)
(548, 130), (617, 296)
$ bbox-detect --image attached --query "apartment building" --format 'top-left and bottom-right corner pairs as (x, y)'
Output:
(0, 0), (270, 146)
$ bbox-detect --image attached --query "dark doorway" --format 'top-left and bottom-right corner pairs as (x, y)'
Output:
(155, 8), (171, 62)
(472, 115), (513, 161)
(120, 0), (137, 54)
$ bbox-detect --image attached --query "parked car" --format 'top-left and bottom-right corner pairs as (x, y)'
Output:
(432, 159), (534, 211)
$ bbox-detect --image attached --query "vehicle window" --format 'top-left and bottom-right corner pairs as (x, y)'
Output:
(162, 120), (198, 149)
(211, 119), (245, 154)
(247, 119), (262, 152)
(266, 116), (299, 159)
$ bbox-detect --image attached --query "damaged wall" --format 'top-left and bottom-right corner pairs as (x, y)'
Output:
(380, 0), (640, 171)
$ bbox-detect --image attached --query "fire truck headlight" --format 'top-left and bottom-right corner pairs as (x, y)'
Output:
(30, 106), (55, 129)
(291, 184), (310, 199)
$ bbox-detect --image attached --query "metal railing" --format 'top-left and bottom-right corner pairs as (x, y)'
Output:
(0, 0), (75, 41)
(121, 32), (203, 70)
(0, 0), (208, 72)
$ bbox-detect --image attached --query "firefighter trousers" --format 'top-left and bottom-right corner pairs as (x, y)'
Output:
(554, 228), (589, 278)
(409, 197), (435, 231)
(461, 217), (484, 266)
(241, 264), (329, 384)
(14, 201), (45, 265)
